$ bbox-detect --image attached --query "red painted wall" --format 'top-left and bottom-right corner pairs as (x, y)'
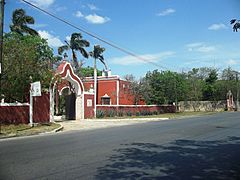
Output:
(119, 81), (135, 105)
(0, 105), (29, 124)
(83, 77), (145, 105)
(0, 93), (50, 124)
(84, 79), (118, 105)
(84, 93), (94, 119)
(33, 93), (50, 123)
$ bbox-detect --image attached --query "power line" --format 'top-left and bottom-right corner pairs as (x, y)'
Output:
(21, 0), (168, 70)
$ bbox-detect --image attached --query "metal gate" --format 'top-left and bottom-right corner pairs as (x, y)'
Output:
(65, 93), (76, 120)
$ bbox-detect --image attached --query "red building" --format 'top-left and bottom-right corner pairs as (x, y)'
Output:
(83, 71), (144, 106)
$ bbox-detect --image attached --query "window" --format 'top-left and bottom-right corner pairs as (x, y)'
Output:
(101, 94), (111, 105)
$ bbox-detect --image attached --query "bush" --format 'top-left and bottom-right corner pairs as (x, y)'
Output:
(136, 111), (141, 116)
(140, 110), (153, 116)
(106, 109), (117, 117)
(126, 111), (132, 117)
(96, 110), (105, 118)
(118, 110), (124, 117)
(153, 111), (159, 115)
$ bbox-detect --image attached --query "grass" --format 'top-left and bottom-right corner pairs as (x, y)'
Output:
(156, 111), (219, 119)
(0, 123), (61, 139)
(102, 111), (220, 119)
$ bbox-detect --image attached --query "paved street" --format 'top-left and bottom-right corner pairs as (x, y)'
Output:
(1, 112), (240, 180)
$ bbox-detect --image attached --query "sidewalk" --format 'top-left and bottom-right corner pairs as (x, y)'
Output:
(57, 117), (169, 132)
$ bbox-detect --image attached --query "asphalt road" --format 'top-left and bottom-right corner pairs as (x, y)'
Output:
(1, 112), (240, 180)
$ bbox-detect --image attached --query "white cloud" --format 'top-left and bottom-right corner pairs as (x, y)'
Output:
(197, 46), (216, 53)
(66, 36), (71, 41)
(208, 23), (227, 30)
(27, 0), (55, 8)
(85, 14), (110, 24)
(38, 30), (63, 47)
(227, 59), (238, 65)
(186, 42), (216, 53)
(157, 8), (176, 16)
(29, 23), (47, 29)
(87, 4), (99, 11)
(55, 6), (67, 12)
(75, 11), (84, 18)
(110, 51), (175, 65)
(186, 42), (203, 49)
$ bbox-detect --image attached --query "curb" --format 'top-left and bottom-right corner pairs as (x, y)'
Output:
(51, 122), (64, 133)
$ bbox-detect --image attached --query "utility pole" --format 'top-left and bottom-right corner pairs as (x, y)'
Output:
(0, 0), (4, 134)
(0, 0), (5, 93)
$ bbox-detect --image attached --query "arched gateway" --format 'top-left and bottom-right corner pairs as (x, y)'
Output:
(49, 61), (92, 121)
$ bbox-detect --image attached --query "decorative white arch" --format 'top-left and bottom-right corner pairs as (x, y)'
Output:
(49, 61), (85, 121)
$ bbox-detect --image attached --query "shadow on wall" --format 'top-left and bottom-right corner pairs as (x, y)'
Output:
(96, 137), (240, 179)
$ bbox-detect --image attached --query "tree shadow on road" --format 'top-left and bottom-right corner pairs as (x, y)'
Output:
(96, 136), (240, 180)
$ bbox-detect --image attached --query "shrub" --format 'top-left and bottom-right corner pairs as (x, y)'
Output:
(118, 110), (124, 117)
(126, 111), (132, 117)
(106, 109), (117, 117)
(136, 111), (140, 116)
(153, 111), (159, 115)
(96, 110), (105, 118)
(159, 109), (164, 114)
(140, 110), (148, 116)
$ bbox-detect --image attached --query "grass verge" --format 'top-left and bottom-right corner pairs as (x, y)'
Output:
(0, 123), (61, 139)
(102, 111), (220, 119)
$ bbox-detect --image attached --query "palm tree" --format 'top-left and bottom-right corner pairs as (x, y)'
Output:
(89, 45), (106, 118)
(10, 9), (38, 36)
(58, 33), (90, 73)
(230, 19), (240, 32)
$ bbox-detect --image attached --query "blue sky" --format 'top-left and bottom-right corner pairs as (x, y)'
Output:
(4, 0), (240, 78)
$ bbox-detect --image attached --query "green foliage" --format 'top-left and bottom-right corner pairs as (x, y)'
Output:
(10, 8), (39, 36)
(58, 32), (90, 76)
(136, 66), (238, 104)
(2, 32), (56, 102)
(141, 70), (187, 105)
(203, 69), (218, 101)
(136, 111), (141, 116)
(89, 45), (107, 70)
(139, 110), (153, 116)
(106, 109), (117, 117)
(81, 66), (101, 77)
(118, 110), (124, 117)
(126, 111), (132, 117)
(96, 110), (104, 118)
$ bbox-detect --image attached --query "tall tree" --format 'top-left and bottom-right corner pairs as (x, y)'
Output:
(203, 69), (218, 101)
(123, 74), (143, 105)
(186, 68), (204, 101)
(10, 8), (38, 36)
(2, 32), (56, 102)
(89, 45), (106, 117)
(230, 19), (240, 32)
(58, 33), (90, 74)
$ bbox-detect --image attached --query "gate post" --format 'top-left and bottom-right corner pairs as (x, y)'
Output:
(76, 95), (84, 120)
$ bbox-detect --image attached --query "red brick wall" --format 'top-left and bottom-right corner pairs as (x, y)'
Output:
(0, 105), (29, 124)
(84, 93), (94, 119)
